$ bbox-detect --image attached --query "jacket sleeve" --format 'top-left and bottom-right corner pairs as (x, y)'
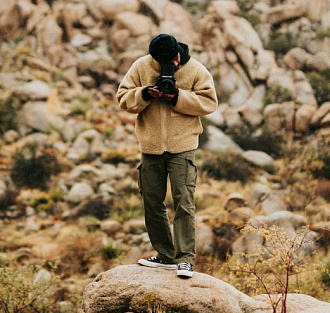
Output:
(116, 62), (151, 114)
(172, 66), (218, 116)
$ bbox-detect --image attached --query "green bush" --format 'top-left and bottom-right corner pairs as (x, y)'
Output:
(301, 148), (330, 180)
(315, 27), (330, 40)
(0, 95), (18, 135)
(69, 94), (91, 116)
(321, 262), (330, 286)
(10, 142), (60, 190)
(0, 262), (59, 313)
(99, 240), (120, 260)
(236, 0), (261, 26)
(225, 125), (284, 159)
(111, 195), (144, 224)
(79, 215), (101, 231)
(263, 86), (294, 106)
(266, 32), (297, 56)
(28, 192), (55, 213)
(201, 152), (254, 184)
(307, 71), (330, 105)
(236, 0), (259, 12)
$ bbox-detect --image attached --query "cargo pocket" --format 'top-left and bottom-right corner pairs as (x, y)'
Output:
(185, 158), (197, 187)
(137, 163), (142, 195)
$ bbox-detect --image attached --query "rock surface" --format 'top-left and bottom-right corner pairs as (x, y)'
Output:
(81, 265), (330, 313)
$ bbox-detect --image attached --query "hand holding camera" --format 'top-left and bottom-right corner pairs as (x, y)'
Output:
(147, 63), (177, 101)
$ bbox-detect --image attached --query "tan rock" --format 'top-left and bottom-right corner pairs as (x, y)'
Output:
(97, 0), (140, 21)
(294, 104), (317, 133)
(237, 105), (263, 127)
(81, 265), (330, 313)
(284, 47), (308, 70)
(78, 52), (116, 76)
(115, 12), (155, 37)
(252, 49), (277, 81)
(140, 0), (167, 23)
(281, 101), (295, 131)
(0, 0), (35, 39)
(159, 1), (199, 45)
(100, 220), (123, 236)
(224, 192), (246, 211)
(210, 0), (240, 19)
(321, 112), (330, 126)
(36, 16), (63, 53)
(310, 102), (330, 127)
(223, 107), (244, 128)
(306, 51), (330, 72)
(263, 103), (283, 134)
(265, 4), (306, 25)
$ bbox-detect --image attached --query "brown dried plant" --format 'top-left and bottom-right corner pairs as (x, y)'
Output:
(228, 223), (322, 313)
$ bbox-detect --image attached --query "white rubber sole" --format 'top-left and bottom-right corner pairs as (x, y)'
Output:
(138, 259), (177, 270)
(177, 269), (193, 278)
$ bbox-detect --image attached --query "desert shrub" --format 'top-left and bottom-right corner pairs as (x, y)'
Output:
(0, 262), (59, 313)
(69, 94), (91, 116)
(226, 125), (284, 159)
(58, 231), (102, 276)
(78, 215), (101, 231)
(236, 0), (261, 26)
(110, 195), (144, 224)
(201, 152), (255, 184)
(263, 86), (294, 106)
(10, 142), (60, 190)
(315, 27), (330, 40)
(99, 239), (120, 260)
(236, 0), (259, 12)
(315, 179), (330, 201)
(299, 148), (330, 180)
(227, 223), (326, 311)
(0, 188), (19, 218)
(0, 95), (18, 135)
(185, 0), (212, 15)
(266, 32), (297, 56)
(28, 192), (55, 213)
(285, 174), (318, 212)
(321, 262), (330, 287)
(217, 92), (231, 104)
(284, 148), (330, 204)
(307, 71), (330, 105)
(209, 208), (240, 260)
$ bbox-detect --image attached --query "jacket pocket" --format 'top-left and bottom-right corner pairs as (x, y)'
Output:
(185, 157), (197, 187)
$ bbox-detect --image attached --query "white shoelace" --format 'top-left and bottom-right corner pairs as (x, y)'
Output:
(178, 262), (191, 270)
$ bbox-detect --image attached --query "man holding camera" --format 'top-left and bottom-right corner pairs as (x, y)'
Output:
(117, 34), (217, 278)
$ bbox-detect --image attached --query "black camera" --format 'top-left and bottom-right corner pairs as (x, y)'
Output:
(156, 63), (176, 94)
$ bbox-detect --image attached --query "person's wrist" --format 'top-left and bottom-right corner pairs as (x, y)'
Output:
(171, 88), (179, 106)
(142, 87), (153, 101)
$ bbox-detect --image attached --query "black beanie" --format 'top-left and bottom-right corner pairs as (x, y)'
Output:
(149, 34), (179, 63)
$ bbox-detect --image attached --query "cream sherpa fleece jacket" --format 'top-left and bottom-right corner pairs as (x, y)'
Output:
(117, 55), (218, 155)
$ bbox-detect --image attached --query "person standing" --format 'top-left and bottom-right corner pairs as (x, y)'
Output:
(117, 34), (217, 278)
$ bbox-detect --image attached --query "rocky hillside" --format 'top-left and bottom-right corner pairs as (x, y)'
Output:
(0, 0), (329, 312)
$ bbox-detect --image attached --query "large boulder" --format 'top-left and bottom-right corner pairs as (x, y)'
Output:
(81, 265), (330, 313)
(264, 4), (306, 25)
(96, 0), (140, 21)
(310, 102), (330, 128)
(12, 80), (52, 101)
(203, 125), (244, 154)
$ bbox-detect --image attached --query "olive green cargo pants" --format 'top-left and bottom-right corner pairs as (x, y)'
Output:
(138, 150), (197, 265)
